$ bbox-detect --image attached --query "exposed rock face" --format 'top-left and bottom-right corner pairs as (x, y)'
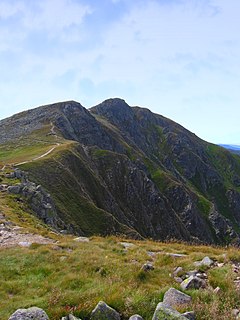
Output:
(2, 98), (240, 243)
(6, 171), (66, 232)
(8, 307), (49, 320)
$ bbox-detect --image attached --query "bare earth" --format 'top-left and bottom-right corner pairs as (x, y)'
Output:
(0, 213), (55, 248)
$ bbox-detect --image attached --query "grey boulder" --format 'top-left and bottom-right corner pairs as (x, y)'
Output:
(91, 301), (120, 320)
(180, 275), (206, 290)
(8, 307), (49, 320)
(152, 303), (187, 320)
(129, 315), (143, 320)
(181, 311), (196, 320)
(163, 288), (192, 307)
(62, 315), (81, 320)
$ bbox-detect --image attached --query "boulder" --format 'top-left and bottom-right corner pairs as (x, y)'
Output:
(62, 314), (81, 320)
(180, 275), (206, 290)
(7, 185), (22, 194)
(152, 302), (187, 320)
(8, 307), (49, 320)
(194, 256), (214, 267)
(91, 301), (120, 320)
(181, 311), (196, 320)
(163, 288), (192, 307)
(129, 315), (143, 320)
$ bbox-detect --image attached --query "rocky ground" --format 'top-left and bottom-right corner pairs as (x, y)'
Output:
(0, 211), (54, 248)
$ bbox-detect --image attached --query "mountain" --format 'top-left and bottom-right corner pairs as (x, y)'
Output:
(219, 144), (240, 155)
(1, 98), (240, 244)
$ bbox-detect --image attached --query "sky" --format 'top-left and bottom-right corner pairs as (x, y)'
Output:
(0, 0), (240, 144)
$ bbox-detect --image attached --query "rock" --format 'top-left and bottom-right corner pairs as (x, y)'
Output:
(18, 241), (32, 247)
(62, 315), (81, 320)
(7, 185), (22, 194)
(232, 309), (239, 317)
(201, 256), (214, 267)
(181, 311), (196, 320)
(217, 262), (224, 268)
(74, 237), (90, 242)
(166, 253), (187, 258)
(174, 277), (183, 283)
(163, 288), (192, 307)
(90, 301), (120, 320)
(8, 307), (49, 320)
(194, 256), (214, 267)
(152, 302), (187, 320)
(172, 266), (183, 277)
(129, 315), (143, 320)
(180, 275), (206, 290)
(119, 242), (135, 249)
(141, 263), (154, 271)
(213, 286), (221, 294)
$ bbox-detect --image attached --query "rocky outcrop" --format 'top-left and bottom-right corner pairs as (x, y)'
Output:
(5, 169), (66, 232)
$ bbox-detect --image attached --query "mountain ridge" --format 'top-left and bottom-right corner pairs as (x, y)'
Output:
(1, 98), (240, 244)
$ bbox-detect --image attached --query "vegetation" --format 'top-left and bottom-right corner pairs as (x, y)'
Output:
(1, 235), (240, 319)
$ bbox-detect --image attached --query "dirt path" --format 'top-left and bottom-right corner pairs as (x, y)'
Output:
(1, 123), (60, 169)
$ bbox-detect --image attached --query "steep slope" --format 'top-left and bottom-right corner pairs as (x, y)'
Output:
(1, 98), (240, 244)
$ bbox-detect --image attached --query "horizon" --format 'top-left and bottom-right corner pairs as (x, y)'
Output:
(0, 0), (240, 144)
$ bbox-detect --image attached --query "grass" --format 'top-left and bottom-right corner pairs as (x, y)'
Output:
(1, 237), (240, 319)
(0, 124), (68, 167)
(1, 178), (240, 320)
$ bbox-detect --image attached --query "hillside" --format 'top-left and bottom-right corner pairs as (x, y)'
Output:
(1, 98), (240, 245)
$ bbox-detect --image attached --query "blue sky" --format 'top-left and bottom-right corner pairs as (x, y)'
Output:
(0, 0), (240, 144)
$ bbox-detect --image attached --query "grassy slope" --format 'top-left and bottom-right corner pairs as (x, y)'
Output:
(1, 235), (240, 320)
(0, 125), (65, 167)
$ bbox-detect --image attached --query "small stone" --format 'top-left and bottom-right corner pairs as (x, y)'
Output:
(213, 286), (221, 294)
(232, 309), (240, 317)
(90, 301), (120, 320)
(141, 263), (154, 272)
(74, 237), (90, 242)
(129, 315), (143, 320)
(163, 288), (192, 307)
(167, 253), (187, 258)
(182, 311), (196, 320)
(180, 275), (206, 290)
(119, 242), (135, 249)
(18, 241), (32, 247)
(174, 277), (183, 283)
(217, 263), (224, 268)
(172, 266), (183, 277)
(62, 315), (81, 320)
(8, 307), (49, 320)
(152, 302), (187, 320)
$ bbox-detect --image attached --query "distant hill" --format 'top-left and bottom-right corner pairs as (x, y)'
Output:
(2, 98), (240, 245)
(219, 144), (240, 155)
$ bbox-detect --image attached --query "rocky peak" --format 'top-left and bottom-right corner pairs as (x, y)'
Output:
(90, 98), (134, 125)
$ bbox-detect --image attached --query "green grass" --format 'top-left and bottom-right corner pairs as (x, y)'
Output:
(0, 124), (67, 167)
(1, 237), (240, 319)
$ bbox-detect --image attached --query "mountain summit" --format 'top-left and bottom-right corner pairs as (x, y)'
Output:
(1, 98), (240, 244)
